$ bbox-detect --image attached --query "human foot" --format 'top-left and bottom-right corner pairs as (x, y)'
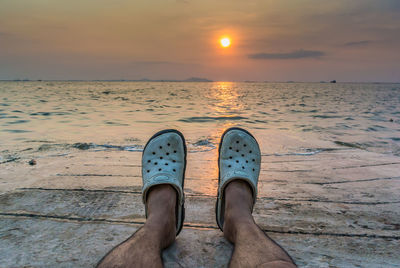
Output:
(222, 180), (254, 242)
(97, 129), (187, 268)
(142, 129), (187, 235)
(145, 184), (177, 248)
(216, 128), (296, 267)
(216, 127), (261, 230)
(223, 180), (295, 267)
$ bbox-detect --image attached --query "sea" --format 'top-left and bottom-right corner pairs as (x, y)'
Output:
(1, 81), (399, 163)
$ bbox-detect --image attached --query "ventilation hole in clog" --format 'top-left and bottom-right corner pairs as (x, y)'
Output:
(229, 147), (232, 150)
(154, 162), (158, 165)
(159, 146), (163, 149)
(160, 156), (163, 159)
(244, 144), (247, 147)
(252, 159), (255, 162)
(173, 169), (176, 172)
(147, 170), (150, 173)
(241, 154), (244, 157)
(166, 152), (169, 155)
(236, 160), (239, 163)
(158, 168), (162, 171)
(249, 150), (252, 153)
(165, 163), (168, 166)
(152, 152), (156, 155)
(246, 160), (248, 163)
(236, 141), (239, 144)
(174, 150), (177, 153)
(252, 168), (255, 171)
(228, 165), (231, 167)
(172, 160), (176, 163)
(236, 149), (239, 152)
(242, 166), (245, 169)
(229, 156), (232, 159)
(148, 160), (151, 163)
(167, 143), (170, 146)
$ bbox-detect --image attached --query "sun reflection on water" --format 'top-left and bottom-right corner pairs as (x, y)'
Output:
(209, 82), (244, 115)
(198, 82), (247, 195)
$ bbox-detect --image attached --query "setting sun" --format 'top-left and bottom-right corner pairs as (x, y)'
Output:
(220, 37), (231, 48)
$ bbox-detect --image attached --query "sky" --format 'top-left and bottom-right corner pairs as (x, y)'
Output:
(0, 0), (399, 82)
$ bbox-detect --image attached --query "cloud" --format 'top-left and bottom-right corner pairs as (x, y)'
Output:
(248, 49), (325, 60)
(377, 0), (400, 11)
(343, 40), (372, 47)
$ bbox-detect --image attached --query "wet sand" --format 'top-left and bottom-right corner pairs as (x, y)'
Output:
(1, 136), (399, 267)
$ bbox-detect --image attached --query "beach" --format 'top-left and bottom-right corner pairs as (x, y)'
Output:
(1, 81), (399, 267)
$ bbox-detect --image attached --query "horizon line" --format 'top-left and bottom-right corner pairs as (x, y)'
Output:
(0, 79), (399, 84)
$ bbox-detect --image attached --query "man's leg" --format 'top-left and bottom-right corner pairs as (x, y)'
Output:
(97, 184), (176, 268)
(223, 180), (296, 268)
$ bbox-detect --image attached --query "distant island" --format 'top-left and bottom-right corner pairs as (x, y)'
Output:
(182, 77), (213, 82)
(4, 77), (214, 82)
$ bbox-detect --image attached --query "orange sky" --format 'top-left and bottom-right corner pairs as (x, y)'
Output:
(1, 0), (399, 82)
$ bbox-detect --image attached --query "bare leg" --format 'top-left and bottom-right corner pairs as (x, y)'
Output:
(223, 180), (296, 268)
(97, 184), (176, 268)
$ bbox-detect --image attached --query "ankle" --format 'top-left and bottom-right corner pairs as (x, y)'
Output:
(145, 184), (177, 248)
(141, 221), (176, 249)
(147, 185), (176, 220)
(223, 180), (255, 242)
(224, 179), (254, 208)
(224, 180), (254, 220)
(223, 215), (255, 242)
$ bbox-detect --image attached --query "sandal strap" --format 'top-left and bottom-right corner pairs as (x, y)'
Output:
(142, 173), (184, 206)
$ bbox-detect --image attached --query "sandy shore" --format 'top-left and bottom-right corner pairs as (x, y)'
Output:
(0, 140), (399, 267)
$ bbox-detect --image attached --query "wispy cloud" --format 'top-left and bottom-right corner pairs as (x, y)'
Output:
(343, 40), (372, 47)
(248, 49), (325, 60)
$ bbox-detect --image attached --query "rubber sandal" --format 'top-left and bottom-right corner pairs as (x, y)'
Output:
(215, 127), (261, 231)
(142, 129), (186, 235)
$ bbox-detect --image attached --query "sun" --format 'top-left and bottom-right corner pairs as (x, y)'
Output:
(220, 37), (231, 48)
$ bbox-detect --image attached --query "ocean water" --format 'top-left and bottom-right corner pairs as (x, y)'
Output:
(1, 81), (400, 161)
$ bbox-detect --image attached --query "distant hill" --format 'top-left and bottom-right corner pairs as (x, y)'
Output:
(182, 77), (213, 82)
(2, 77), (213, 82)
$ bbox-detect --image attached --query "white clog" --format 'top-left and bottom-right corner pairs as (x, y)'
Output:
(216, 127), (261, 231)
(142, 129), (186, 235)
